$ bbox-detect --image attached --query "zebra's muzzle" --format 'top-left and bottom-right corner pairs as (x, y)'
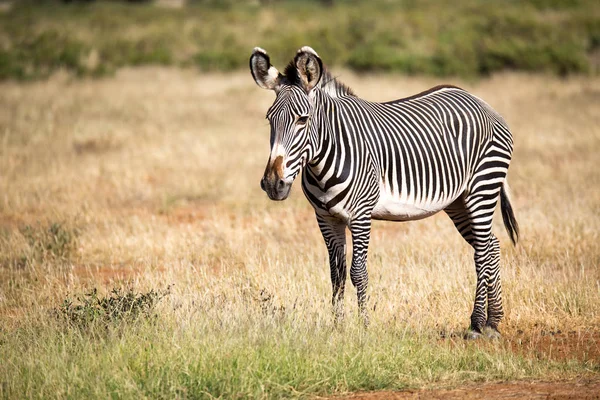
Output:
(260, 176), (292, 201)
(261, 154), (292, 200)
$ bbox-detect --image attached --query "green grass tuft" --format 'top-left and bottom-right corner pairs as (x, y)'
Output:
(0, 309), (589, 399)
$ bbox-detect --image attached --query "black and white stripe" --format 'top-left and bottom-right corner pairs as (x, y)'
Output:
(251, 46), (519, 336)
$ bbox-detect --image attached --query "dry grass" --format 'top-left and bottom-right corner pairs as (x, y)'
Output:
(0, 68), (599, 397)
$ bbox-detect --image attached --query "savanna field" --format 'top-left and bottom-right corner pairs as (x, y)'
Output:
(1, 68), (599, 398)
(1, 1), (600, 399)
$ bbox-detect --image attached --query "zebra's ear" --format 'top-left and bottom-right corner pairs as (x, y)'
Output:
(250, 47), (281, 91)
(294, 46), (323, 93)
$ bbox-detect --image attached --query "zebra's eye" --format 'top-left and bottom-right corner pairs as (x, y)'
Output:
(296, 115), (309, 125)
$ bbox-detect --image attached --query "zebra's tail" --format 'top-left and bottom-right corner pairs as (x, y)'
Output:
(500, 182), (519, 246)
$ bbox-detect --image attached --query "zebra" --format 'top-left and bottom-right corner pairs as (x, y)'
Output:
(250, 46), (519, 338)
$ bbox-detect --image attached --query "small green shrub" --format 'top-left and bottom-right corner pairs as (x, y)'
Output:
(0, 30), (89, 80)
(0, 49), (25, 80)
(101, 38), (173, 67)
(57, 286), (171, 329)
(194, 48), (245, 71)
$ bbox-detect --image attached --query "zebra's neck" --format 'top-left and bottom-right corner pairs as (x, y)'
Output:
(307, 91), (354, 177)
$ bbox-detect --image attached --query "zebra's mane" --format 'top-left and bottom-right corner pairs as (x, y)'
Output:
(283, 62), (355, 98)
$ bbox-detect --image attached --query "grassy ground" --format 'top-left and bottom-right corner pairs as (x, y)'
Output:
(0, 68), (599, 398)
(0, 0), (599, 80)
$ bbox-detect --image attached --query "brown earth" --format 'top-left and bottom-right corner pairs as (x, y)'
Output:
(340, 379), (600, 399)
(507, 329), (600, 363)
(336, 328), (600, 400)
(440, 328), (600, 364)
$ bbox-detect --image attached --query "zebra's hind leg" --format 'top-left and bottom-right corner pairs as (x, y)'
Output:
(444, 200), (485, 338)
(482, 234), (502, 338)
(465, 191), (504, 339)
(316, 214), (348, 324)
(445, 195), (504, 339)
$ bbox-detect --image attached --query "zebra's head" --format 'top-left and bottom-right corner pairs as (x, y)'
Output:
(250, 46), (323, 201)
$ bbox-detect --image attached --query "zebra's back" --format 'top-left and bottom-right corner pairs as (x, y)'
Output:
(358, 86), (512, 221)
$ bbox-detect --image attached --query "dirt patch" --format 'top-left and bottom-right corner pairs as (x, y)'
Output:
(437, 327), (600, 364)
(342, 379), (600, 399)
(506, 329), (600, 363)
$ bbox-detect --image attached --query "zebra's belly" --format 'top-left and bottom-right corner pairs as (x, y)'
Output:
(371, 192), (453, 221)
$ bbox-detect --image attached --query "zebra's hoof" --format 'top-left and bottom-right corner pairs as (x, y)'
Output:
(483, 326), (501, 339)
(465, 329), (482, 340)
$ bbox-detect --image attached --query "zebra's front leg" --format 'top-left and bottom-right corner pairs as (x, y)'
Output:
(349, 217), (371, 326)
(316, 214), (348, 324)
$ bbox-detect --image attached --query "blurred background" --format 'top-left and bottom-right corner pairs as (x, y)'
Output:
(0, 0), (598, 80)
